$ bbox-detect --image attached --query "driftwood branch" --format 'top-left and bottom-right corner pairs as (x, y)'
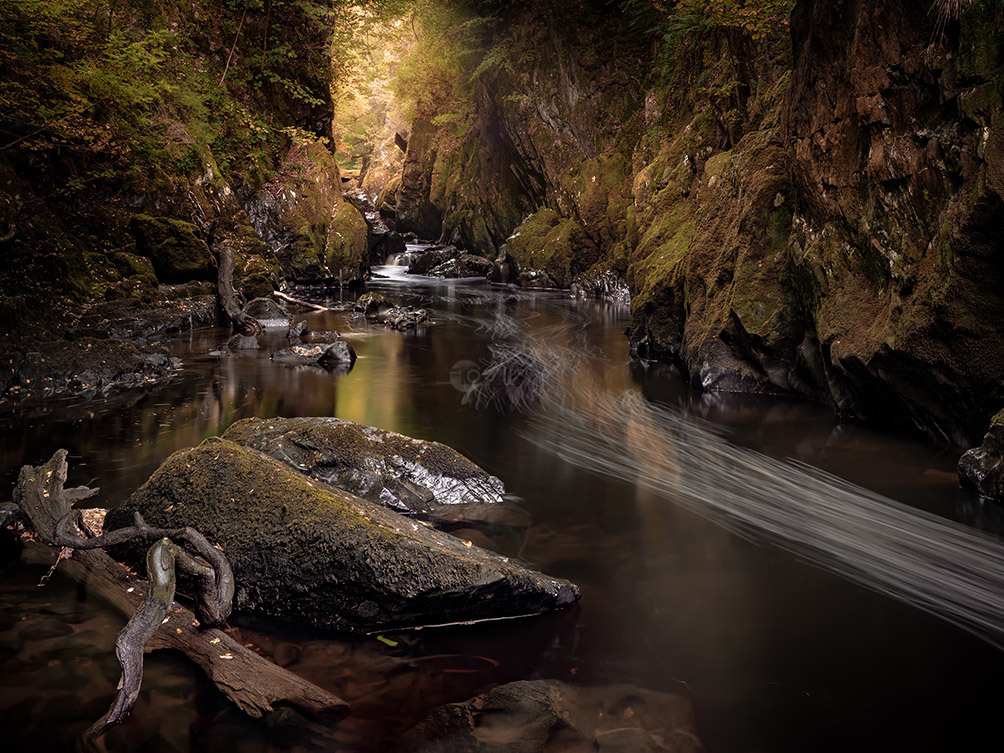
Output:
(273, 290), (330, 311)
(10, 451), (349, 747)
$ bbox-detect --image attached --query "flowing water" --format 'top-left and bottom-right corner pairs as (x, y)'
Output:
(2, 264), (1003, 752)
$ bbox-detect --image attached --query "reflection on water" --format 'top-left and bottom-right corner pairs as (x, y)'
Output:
(1, 269), (1003, 752)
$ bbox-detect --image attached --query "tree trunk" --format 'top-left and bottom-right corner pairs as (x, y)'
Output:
(217, 243), (263, 335)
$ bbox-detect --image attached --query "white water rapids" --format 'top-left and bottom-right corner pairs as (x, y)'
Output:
(468, 309), (1004, 649)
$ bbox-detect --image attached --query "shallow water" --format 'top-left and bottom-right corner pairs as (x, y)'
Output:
(2, 267), (1003, 752)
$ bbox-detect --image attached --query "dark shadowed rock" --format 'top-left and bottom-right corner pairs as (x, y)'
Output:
(105, 439), (578, 632)
(408, 246), (458, 275)
(244, 297), (290, 328)
(129, 214), (218, 284)
(404, 680), (703, 753)
(2, 338), (178, 401)
(271, 342), (356, 367)
(222, 417), (505, 514)
(287, 320), (310, 340)
(228, 334), (260, 350)
(959, 410), (1004, 502)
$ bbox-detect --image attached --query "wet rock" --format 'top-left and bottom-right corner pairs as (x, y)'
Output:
(106, 439), (579, 633)
(381, 306), (431, 331)
(355, 291), (391, 315)
(571, 270), (630, 305)
(959, 410), (1004, 502)
(518, 269), (559, 289)
(243, 297), (290, 328)
(301, 329), (341, 343)
(222, 416), (505, 514)
(70, 295), (219, 340)
(488, 248), (520, 285)
(404, 680), (703, 753)
(129, 214), (218, 284)
(408, 246), (458, 275)
(286, 320), (310, 340)
(1, 338), (178, 401)
(428, 254), (493, 279)
(228, 334), (260, 350)
(271, 342), (356, 367)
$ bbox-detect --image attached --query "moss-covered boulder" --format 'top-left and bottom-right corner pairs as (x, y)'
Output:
(325, 197), (370, 283)
(503, 209), (595, 288)
(244, 142), (369, 284)
(129, 214), (217, 284)
(222, 417), (505, 514)
(106, 439), (578, 632)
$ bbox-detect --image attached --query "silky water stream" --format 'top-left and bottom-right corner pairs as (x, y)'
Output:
(1, 266), (1003, 752)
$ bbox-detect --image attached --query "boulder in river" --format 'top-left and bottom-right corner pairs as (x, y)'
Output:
(105, 439), (579, 632)
(243, 297), (290, 328)
(286, 320), (310, 340)
(355, 292), (391, 315)
(408, 246), (458, 275)
(382, 306), (431, 330)
(429, 253), (493, 279)
(271, 342), (356, 367)
(222, 417), (505, 514)
(404, 679), (703, 753)
(959, 410), (1004, 501)
(227, 334), (260, 350)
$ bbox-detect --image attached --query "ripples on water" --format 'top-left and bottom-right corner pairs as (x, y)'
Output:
(1, 269), (1003, 752)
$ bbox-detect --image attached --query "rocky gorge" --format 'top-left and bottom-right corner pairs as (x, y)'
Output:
(2, 2), (1004, 752)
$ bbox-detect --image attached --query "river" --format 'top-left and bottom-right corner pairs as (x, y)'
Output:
(1, 262), (1002, 752)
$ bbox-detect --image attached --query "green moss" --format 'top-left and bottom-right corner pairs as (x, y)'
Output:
(325, 199), (370, 283)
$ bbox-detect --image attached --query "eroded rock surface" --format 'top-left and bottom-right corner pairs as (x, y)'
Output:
(1, 338), (178, 400)
(959, 410), (1004, 501)
(222, 416), (505, 513)
(106, 439), (578, 633)
(404, 680), (703, 753)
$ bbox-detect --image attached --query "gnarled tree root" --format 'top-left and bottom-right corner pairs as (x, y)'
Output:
(10, 450), (349, 750)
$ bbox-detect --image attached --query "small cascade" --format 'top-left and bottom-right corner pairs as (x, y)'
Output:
(383, 243), (431, 268)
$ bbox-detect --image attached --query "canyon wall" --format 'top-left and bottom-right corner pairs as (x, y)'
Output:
(392, 0), (1004, 443)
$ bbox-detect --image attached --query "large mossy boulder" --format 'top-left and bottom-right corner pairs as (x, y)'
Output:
(105, 439), (578, 633)
(222, 417), (505, 514)
(959, 410), (1004, 501)
(129, 214), (218, 284)
(404, 680), (704, 753)
(244, 142), (369, 283)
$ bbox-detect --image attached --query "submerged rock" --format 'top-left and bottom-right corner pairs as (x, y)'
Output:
(228, 334), (260, 350)
(222, 417), (505, 513)
(106, 439), (578, 632)
(271, 342), (356, 367)
(2, 338), (178, 400)
(959, 410), (1004, 502)
(243, 297), (290, 328)
(404, 680), (703, 753)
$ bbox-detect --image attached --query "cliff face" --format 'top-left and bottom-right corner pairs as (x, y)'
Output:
(394, 0), (1003, 443)
(0, 0), (368, 332)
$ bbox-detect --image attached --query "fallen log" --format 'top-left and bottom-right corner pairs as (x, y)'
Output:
(10, 451), (349, 742)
